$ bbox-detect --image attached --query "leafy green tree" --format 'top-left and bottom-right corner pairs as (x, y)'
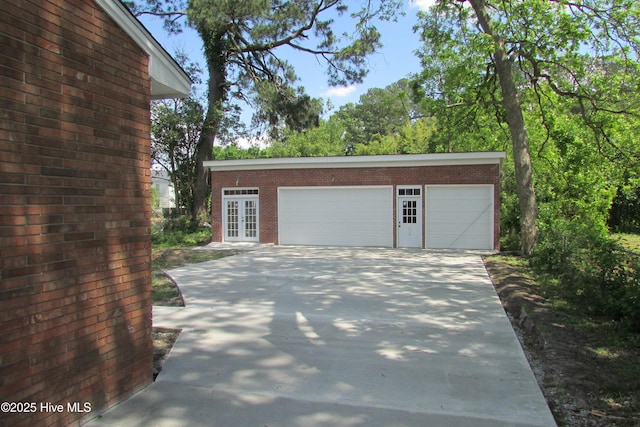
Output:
(532, 97), (619, 231)
(125, 0), (404, 217)
(150, 53), (211, 219)
(252, 84), (324, 140)
(413, 0), (640, 255)
(263, 77), (437, 157)
(151, 96), (205, 218)
(211, 144), (267, 160)
(266, 116), (347, 157)
(335, 78), (424, 152)
(352, 118), (437, 155)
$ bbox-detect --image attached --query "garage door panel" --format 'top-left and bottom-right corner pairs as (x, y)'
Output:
(429, 232), (489, 249)
(279, 187), (392, 247)
(426, 186), (493, 250)
(429, 210), (492, 226)
(427, 223), (490, 243)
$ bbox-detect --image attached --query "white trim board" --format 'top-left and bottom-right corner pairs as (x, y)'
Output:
(205, 152), (506, 171)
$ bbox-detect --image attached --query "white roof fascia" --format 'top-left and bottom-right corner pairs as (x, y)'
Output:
(204, 152), (507, 172)
(95, 0), (191, 99)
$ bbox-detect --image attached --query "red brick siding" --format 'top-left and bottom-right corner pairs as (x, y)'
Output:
(1, 1), (152, 425)
(211, 164), (501, 250)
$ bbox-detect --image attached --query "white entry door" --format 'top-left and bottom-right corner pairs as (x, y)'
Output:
(397, 187), (422, 248)
(224, 197), (259, 242)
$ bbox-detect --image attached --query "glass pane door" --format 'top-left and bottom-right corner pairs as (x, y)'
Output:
(397, 187), (422, 248)
(225, 200), (239, 239)
(223, 197), (259, 242)
(244, 199), (258, 239)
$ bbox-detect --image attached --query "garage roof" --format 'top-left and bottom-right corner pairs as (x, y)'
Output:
(96, 0), (191, 99)
(205, 152), (506, 171)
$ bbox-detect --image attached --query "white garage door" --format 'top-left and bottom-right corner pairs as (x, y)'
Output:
(278, 186), (393, 247)
(426, 185), (494, 250)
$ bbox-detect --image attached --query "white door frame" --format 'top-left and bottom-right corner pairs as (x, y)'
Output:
(396, 186), (422, 248)
(222, 188), (259, 242)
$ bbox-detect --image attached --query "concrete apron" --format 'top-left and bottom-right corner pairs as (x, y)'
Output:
(87, 246), (556, 427)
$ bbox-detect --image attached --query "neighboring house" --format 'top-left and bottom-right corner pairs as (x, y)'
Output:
(0, 1), (190, 426)
(205, 152), (505, 250)
(151, 165), (176, 211)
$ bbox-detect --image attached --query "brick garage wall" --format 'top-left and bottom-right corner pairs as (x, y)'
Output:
(1, 1), (153, 425)
(211, 163), (501, 249)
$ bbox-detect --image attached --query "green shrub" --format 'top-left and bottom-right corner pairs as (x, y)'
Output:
(151, 215), (211, 248)
(531, 212), (640, 331)
(601, 252), (640, 331)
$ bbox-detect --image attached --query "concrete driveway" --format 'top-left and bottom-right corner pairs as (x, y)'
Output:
(87, 246), (556, 427)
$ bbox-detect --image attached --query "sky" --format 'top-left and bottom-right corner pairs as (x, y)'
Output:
(138, 1), (435, 119)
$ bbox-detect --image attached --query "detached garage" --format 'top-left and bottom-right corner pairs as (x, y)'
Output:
(205, 152), (505, 250)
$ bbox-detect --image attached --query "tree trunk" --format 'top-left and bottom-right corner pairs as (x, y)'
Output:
(497, 54), (539, 256)
(171, 175), (180, 214)
(193, 32), (226, 220)
(469, 0), (538, 256)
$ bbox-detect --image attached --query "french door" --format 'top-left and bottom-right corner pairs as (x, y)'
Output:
(224, 196), (259, 242)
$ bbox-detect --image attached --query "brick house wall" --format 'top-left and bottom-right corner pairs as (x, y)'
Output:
(1, 1), (154, 425)
(210, 163), (501, 249)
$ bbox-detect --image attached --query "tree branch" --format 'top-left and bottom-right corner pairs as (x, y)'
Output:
(133, 10), (187, 19)
(286, 42), (335, 56)
(240, 1), (339, 54)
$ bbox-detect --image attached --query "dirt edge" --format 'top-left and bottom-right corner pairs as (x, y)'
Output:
(484, 257), (639, 427)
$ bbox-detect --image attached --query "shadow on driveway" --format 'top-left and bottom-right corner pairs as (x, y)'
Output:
(87, 246), (556, 427)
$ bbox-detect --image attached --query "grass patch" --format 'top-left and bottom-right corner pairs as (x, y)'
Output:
(152, 248), (236, 271)
(152, 272), (180, 305)
(151, 228), (212, 248)
(613, 232), (640, 253)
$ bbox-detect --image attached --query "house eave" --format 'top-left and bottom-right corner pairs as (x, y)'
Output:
(95, 0), (191, 99)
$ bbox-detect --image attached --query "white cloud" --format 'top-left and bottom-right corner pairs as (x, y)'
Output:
(408, 0), (438, 11)
(234, 135), (269, 149)
(322, 85), (357, 98)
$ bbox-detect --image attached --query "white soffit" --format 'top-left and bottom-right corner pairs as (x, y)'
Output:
(205, 152), (506, 171)
(95, 0), (191, 99)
